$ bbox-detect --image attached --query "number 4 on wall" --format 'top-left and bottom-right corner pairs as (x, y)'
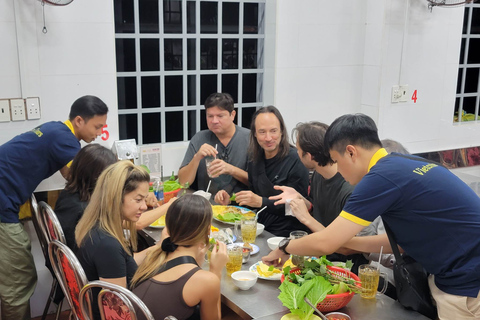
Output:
(411, 90), (418, 103)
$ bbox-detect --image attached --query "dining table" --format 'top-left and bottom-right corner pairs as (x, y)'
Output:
(139, 206), (430, 320)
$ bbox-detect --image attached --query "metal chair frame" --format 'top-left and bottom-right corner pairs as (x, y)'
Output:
(79, 280), (155, 320)
(30, 195), (63, 320)
(38, 200), (66, 243)
(49, 240), (89, 320)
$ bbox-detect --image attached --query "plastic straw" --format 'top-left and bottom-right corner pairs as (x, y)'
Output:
(255, 206), (267, 220)
(377, 245), (383, 271)
(206, 180), (212, 193)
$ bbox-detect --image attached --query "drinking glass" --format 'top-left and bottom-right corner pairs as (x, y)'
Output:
(289, 230), (308, 267)
(205, 156), (215, 178)
(241, 215), (257, 245)
(226, 244), (243, 276)
(358, 264), (388, 299)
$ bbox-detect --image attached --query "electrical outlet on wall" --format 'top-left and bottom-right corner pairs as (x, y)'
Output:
(26, 97), (41, 120)
(0, 100), (10, 122)
(10, 99), (26, 121)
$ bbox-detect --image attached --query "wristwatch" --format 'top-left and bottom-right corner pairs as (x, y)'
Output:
(278, 237), (291, 255)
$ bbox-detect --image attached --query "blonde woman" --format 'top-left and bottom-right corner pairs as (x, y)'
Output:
(131, 194), (228, 320)
(76, 160), (156, 289)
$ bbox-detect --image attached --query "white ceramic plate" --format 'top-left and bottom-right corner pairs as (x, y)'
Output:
(249, 261), (282, 281)
(238, 243), (259, 255)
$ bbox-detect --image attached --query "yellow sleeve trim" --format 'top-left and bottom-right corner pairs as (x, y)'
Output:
(339, 211), (371, 227)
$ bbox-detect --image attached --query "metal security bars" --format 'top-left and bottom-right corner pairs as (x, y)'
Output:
(114, 0), (266, 144)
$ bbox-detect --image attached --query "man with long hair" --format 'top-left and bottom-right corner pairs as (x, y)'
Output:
(217, 106), (309, 237)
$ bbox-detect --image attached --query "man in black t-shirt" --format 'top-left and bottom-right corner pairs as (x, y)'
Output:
(270, 122), (368, 273)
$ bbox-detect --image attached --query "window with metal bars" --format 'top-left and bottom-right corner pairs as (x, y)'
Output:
(455, 2), (480, 122)
(114, 0), (266, 145)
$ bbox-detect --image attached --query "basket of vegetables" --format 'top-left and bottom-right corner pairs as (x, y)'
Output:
(163, 172), (187, 203)
(279, 256), (361, 317)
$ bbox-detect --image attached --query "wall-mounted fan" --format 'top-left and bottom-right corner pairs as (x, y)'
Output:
(427, 0), (477, 10)
(41, 0), (74, 5)
(38, 0), (74, 34)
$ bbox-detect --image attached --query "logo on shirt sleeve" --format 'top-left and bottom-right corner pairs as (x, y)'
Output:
(413, 163), (437, 176)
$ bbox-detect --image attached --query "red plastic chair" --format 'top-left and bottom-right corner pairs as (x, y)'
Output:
(30, 195), (64, 320)
(49, 240), (88, 320)
(38, 201), (66, 243)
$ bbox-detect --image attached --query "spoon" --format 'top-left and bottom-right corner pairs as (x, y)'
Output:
(304, 297), (327, 320)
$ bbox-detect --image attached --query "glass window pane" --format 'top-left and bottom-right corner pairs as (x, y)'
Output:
(166, 111), (184, 142)
(139, 0), (159, 33)
(467, 38), (480, 64)
(457, 68), (463, 94)
(140, 39), (160, 71)
(222, 39), (238, 69)
(114, 0), (134, 33)
(233, 107), (238, 125)
(200, 109), (207, 130)
(463, 96), (477, 116)
(463, 7), (469, 34)
(187, 1), (196, 34)
(242, 107), (257, 129)
(188, 110), (196, 139)
(460, 38), (466, 64)
(455, 97), (461, 121)
(243, 39), (257, 69)
(141, 76), (160, 108)
(119, 114), (138, 141)
(200, 2), (218, 34)
(117, 77), (137, 110)
(201, 39), (217, 70)
(188, 75), (196, 106)
(222, 74), (238, 103)
(472, 8), (480, 34)
(201, 74), (217, 104)
(244, 3), (259, 34)
(164, 39), (183, 71)
(242, 73), (257, 103)
(187, 39), (196, 70)
(142, 113), (161, 144)
(116, 39), (136, 72)
(465, 68), (479, 93)
(165, 76), (183, 107)
(222, 3), (239, 34)
(164, 0), (182, 34)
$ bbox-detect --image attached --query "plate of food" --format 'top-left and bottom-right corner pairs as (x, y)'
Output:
(249, 261), (282, 280)
(239, 243), (259, 255)
(149, 215), (166, 228)
(212, 205), (255, 225)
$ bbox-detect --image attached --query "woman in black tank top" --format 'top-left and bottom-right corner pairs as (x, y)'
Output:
(131, 195), (228, 320)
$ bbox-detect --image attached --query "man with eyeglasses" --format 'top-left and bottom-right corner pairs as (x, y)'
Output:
(178, 92), (250, 197)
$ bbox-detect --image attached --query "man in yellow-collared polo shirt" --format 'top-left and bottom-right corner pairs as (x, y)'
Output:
(263, 113), (480, 319)
(0, 95), (108, 320)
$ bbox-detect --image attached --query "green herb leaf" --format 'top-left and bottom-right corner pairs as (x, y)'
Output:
(230, 193), (236, 201)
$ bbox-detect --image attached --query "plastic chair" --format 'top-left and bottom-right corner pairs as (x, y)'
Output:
(49, 240), (89, 320)
(80, 280), (178, 320)
(39, 200), (66, 243)
(30, 195), (64, 320)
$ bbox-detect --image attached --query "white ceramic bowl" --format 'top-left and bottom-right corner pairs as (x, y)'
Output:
(256, 223), (265, 236)
(267, 236), (284, 251)
(231, 271), (258, 290)
(192, 190), (212, 201)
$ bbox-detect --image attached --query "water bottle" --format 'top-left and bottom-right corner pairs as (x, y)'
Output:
(153, 178), (164, 205)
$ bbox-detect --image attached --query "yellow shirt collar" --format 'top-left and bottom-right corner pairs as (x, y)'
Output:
(367, 148), (388, 172)
(64, 120), (76, 136)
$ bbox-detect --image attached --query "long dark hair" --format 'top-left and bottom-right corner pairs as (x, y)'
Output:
(65, 144), (117, 202)
(131, 195), (213, 288)
(248, 106), (290, 163)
